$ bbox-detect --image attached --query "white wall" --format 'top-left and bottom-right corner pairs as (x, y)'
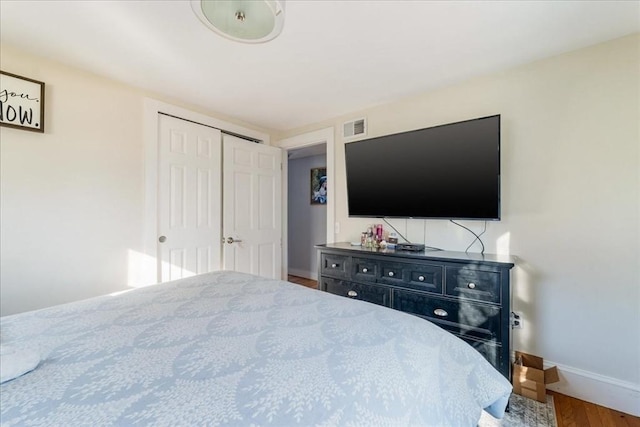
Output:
(278, 34), (640, 413)
(287, 154), (327, 279)
(0, 44), (273, 316)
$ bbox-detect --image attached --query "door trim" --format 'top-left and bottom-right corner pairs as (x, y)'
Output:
(277, 127), (335, 280)
(143, 98), (270, 284)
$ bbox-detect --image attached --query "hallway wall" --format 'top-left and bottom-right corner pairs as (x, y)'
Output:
(287, 154), (327, 278)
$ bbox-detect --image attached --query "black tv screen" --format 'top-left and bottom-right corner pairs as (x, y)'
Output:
(345, 115), (500, 220)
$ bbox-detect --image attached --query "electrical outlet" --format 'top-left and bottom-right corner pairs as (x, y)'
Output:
(511, 312), (523, 329)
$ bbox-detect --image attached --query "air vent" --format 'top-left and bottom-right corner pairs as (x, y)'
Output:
(343, 117), (367, 140)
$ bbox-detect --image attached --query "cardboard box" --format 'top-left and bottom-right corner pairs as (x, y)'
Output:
(512, 351), (560, 403)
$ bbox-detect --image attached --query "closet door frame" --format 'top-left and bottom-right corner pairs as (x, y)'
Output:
(142, 98), (270, 285)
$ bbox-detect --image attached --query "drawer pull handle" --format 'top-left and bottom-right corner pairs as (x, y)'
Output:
(388, 271), (395, 277)
(434, 308), (448, 317)
(418, 275), (425, 282)
(347, 290), (358, 297)
(362, 268), (368, 273)
(468, 282), (476, 289)
(331, 263), (338, 268)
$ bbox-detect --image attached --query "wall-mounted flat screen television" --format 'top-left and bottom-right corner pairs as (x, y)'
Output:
(344, 115), (501, 220)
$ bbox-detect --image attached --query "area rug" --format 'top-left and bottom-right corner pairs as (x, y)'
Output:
(479, 394), (557, 427)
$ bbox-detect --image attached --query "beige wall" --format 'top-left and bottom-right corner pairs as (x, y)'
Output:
(277, 34), (640, 393)
(0, 44), (273, 316)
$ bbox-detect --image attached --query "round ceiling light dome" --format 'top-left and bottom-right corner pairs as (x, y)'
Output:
(192, 0), (286, 44)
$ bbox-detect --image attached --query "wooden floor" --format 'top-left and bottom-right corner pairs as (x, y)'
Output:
(287, 275), (318, 289)
(287, 275), (640, 427)
(549, 391), (640, 427)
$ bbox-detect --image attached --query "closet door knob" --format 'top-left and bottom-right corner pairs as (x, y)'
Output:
(158, 236), (167, 243)
(331, 263), (338, 268)
(362, 268), (368, 273)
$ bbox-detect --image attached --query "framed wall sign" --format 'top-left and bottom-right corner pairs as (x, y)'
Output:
(0, 70), (45, 133)
(310, 167), (327, 205)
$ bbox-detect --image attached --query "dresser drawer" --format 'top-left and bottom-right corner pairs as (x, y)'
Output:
(352, 257), (378, 282)
(392, 290), (501, 342)
(405, 263), (443, 293)
(379, 261), (442, 294)
(445, 265), (501, 304)
(378, 261), (404, 284)
(320, 277), (390, 307)
(320, 253), (350, 279)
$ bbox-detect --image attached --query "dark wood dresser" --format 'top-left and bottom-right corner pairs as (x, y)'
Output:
(316, 242), (516, 379)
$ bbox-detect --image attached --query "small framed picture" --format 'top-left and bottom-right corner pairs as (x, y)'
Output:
(0, 70), (45, 133)
(310, 167), (327, 205)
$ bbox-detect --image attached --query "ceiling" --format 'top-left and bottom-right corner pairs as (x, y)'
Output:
(288, 143), (326, 160)
(1, 1), (638, 132)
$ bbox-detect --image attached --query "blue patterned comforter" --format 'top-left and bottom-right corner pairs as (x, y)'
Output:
(0, 271), (511, 426)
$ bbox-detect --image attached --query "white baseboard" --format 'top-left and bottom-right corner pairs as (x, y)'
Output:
(543, 359), (640, 416)
(287, 268), (315, 280)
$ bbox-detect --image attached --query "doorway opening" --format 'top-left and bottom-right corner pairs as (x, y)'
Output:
(287, 143), (327, 281)
(278, 127), (335, 282)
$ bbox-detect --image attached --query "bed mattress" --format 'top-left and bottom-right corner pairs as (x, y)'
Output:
(0, 271), (511, 426)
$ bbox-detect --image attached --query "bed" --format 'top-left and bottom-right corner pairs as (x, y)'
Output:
(0, 271), (511, 426)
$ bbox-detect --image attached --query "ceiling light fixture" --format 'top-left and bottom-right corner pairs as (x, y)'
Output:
(191, 0), (286, 44)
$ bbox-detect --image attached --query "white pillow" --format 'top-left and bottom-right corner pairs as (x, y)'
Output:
(0, 345), (41, 384)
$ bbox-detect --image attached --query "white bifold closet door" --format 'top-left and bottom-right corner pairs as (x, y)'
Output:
(157, 115), (282, 282)
(158, 114), (222, 282)
(222, 134), (282, 279)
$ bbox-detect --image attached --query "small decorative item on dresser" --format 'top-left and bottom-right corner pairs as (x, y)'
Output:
(0, 70), (45, 133)
(387, 232), (398, 249)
